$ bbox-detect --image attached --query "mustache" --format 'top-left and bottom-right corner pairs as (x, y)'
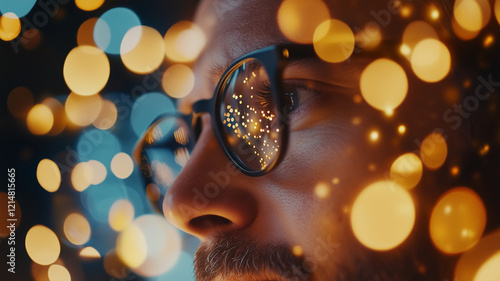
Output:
(194, 232), (311, 281)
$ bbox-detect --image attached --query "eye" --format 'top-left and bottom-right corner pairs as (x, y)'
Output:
(284, 91), (299, 112)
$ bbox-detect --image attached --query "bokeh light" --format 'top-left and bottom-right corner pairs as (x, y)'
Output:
(162, 64), (195, 98)
(109, 199), (135, 232)
(496, 0), (500, 24)
(390, 153), (423, 189)
(130, 92), (175, 136)
(27, 104), (54, 135)
(36, 159), (61, 192)
(80, 246), (101, 259)
(430, 187), (486, 254)
(92, 99), (118, 130)
(21, 29), (42, 50)
(0, 12), (21, 41)
(454, 0), (490, 33)
(94, 7), (141, 54)
(75, 0), (105, 11)
(63, 45), (110, 96)
(121, 26), (165, 74)
(104, 249), (130, 279)
(48, 264), (71, 281)
(87, 160), (107, 185)
(453, 17), (481, 40)
(455, 229), (500, 281)
(314, 182), (330, 199)
(164, 21), (206, 62)
(117, 214), (182, 277)
(401, 21), (438, 59)
(111, 152), (134, 179)
(411, 39), (451, 83)
(71, 162), (92, 192)
(313, 19), (354, 63)
(77, 18), (98, 47)
(277, 0), (330, 44)
(351, 180), (415, 251)
(0, 0), (36, 17)
(420, 131), (448, 170)
(360, 59), (408, 112)
(65, 92), (103, 126)
(42, 97), (66, 136)
(25, 225), (61, 265)
(63, 213), (91, 245)
(7, 86), (34, 118)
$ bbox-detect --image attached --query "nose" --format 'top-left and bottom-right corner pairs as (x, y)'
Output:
(163, 114), (258, 240)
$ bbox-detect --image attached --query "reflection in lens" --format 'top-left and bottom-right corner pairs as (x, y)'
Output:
(139, 116), (194, 211)
(219, 59), (282, 172)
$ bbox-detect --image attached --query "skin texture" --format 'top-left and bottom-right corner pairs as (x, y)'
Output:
(163, 0), (468, 280)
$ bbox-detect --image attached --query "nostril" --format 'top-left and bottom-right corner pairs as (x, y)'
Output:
(189, 215), (232, 229)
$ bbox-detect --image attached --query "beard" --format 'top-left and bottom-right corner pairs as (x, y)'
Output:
(193, 231), (444, 281)
(194, 232), (311, 281)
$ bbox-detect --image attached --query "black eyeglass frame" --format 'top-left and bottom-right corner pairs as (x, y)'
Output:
(136, 44), (316, 177)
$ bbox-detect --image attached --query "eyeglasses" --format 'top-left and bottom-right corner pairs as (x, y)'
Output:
(134, 44), (316, 209)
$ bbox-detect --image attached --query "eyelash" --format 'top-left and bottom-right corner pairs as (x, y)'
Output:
(253, 80), (302, 114)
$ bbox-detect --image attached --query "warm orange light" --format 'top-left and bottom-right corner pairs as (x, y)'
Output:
(411, 39), (451, 83)
(36, 159), (61, 192)
(360, 59), (408, 112)
(80, 247), (101, 259)
(25, 225), (61, 265)
(164, 21), (206, 62)
(71, 162), (93, 192)
(8, 86), (34, 118)
(109, 199), (135, 232)
(27, 104), (54, 135)
(111, 153), (134, 179)
(65, 92), (103, 126)
(0, 13), (21, 41)
(92, 99), (117, 130)
(277, 0), (330, 44)
(48, 264), (71, 281)
(75, 0), (105, 11)
(313, 19), (355, 63)
(351, 180), (415, 251)
(401, 21), (438, 58)
(398, 125), (406, 134)
(63, 213), (91, 245)
(314, 182), (330, 199)
(420, 132), (448, 170)
(430, 187), (486, 254)
(121, 26), (165, 74)
(390, 153), (423, 189)
(162, 64), (195, 98)
(63, 45), (110, 96)
(77, 18), (98, 47)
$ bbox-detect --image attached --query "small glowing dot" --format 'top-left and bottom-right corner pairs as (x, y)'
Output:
(352, 117), (361, 125)
(292, 245), (303, 257)
(398, 125), (406, 134)
(429, 7), (440, 20)
(332, 177), (340, 185)
(483, 34), (494, 48)
(451, 166), (460, 176)
(384, 108), (394, 116)
(27, 104), (54, 135)
(353, 95), (362, 103)
(479, 144), (490, 156)
(315, 182), (330, 199)
(400, 5), (413, 17)
(369, 130), (380, 142)
(400, 44), (411, 56)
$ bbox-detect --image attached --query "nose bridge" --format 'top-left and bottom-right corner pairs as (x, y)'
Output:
(163, 114), (258, 239)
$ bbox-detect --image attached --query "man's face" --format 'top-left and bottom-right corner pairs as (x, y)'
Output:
(163, 0), (460, 280)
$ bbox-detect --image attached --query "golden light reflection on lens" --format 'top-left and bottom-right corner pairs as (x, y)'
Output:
(314, 182), (330, 199)
(65, 92), (103, 126)
(111, 152), (134, 179)
(25, 225), (61, 265)
(420, 132), (448, 170)
(92, 99), (117, 130)
(71, 162), (92, 192)
(483, 34), (494, 48)
(452, 17), (481, 40)
(411, 39), (451, 83)
(390, 153), (423, 189)
(63, 213), (91, 245)
(109, 199), (135, 232)
(63, 45), (110, 96)
(455, 229), (500, 281)
(430, 187), (486, 254)
(401, 21), (438, 59)
(162, 64), (195, 98)
(0, 13), (21, 41)
(313, 19), (354, 63)
(87, 160), (107, 185)
(0, 192), (21, 238)
(79, 246), (101, 259)
(121, 26), (165, 74)
(125, 215), (182, 276)
(77, 18), (98, 47)
(454, 0), (484, 32)
(27, 104), (54, 135)
(48, 264), (71, 281)
(351, 180), (415, 251)
(360, 59), (408, 112)
(451, 165), (460, 176)
(164, 21), (206, 62)
(398, 125), (406, 134)
(428, 4), (440, 20)
(36, 159), (61, 192)
(8, 86), (34, 118)
(369, 130), (380, 142)
(75, 0), (104, 11)
(277, 0), (330, 44)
